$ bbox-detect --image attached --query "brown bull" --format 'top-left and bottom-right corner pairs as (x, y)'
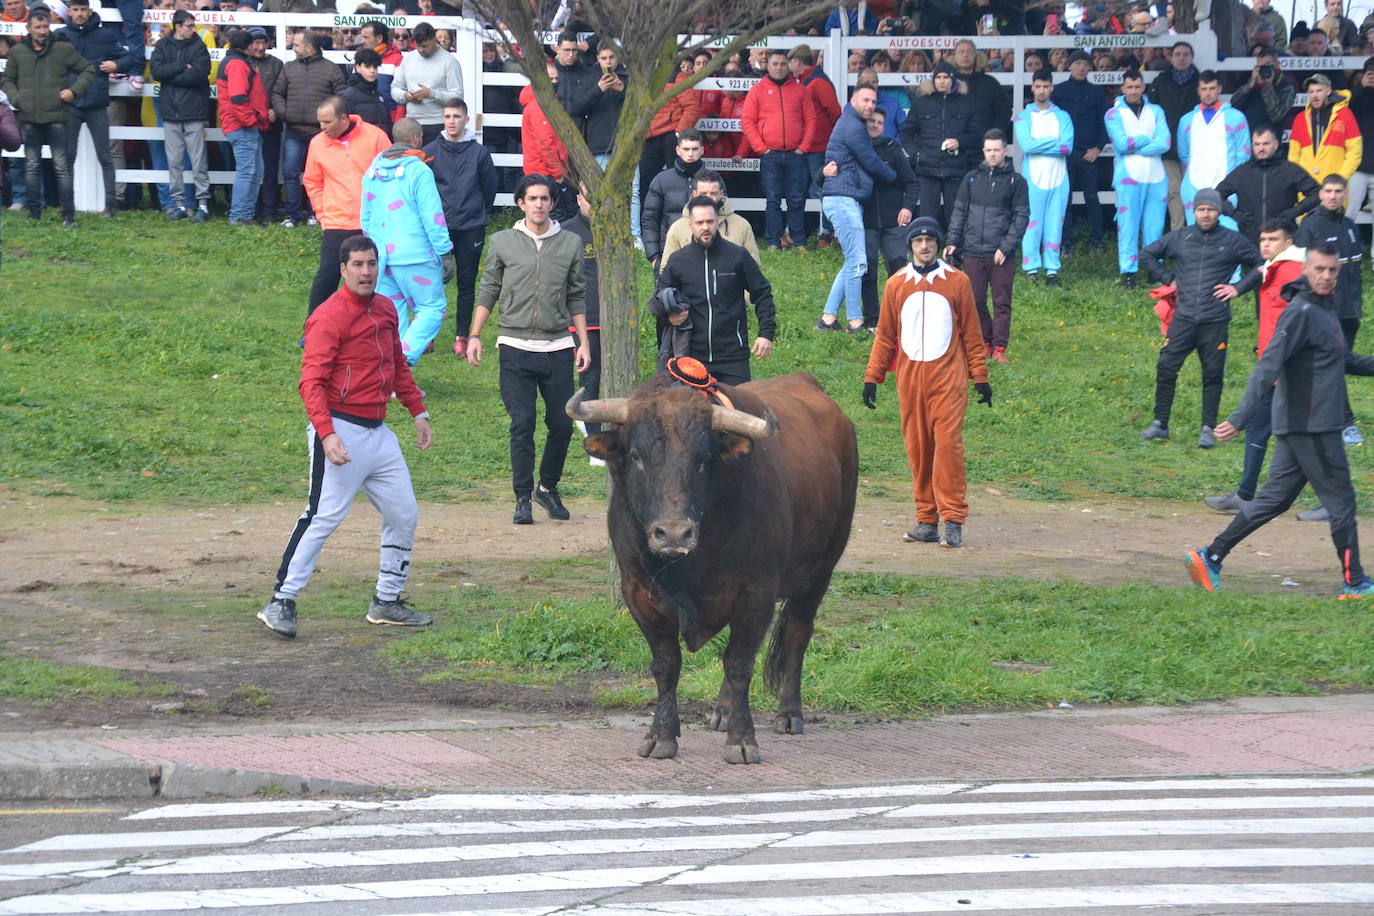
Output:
(568, 372), (858, 764)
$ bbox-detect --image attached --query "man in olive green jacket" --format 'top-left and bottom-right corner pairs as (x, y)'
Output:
(467, 175), (590, 526)
(0, 7), (94, 226)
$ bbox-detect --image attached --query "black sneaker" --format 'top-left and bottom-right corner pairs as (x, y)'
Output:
(903, 522), (940, 543)
(940, 521), (963, 548)
(1122, 274), (1138, 290)
(534, 484), (570, 520)
(257, 597), (297, 638)
(165, 207), (187, 221)
(1044, 274), (1062, 288)
(513, 497), (534, 524)
(366, 595), (432, 627)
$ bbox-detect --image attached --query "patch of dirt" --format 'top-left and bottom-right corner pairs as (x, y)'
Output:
(0, 490), (1344, 731)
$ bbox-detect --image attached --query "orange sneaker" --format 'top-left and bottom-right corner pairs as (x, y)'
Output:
(991, 347), (1011, 364)
(453, 336), (468, 358)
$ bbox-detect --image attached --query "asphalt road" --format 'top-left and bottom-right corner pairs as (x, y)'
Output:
(3, 777), (1374, 914)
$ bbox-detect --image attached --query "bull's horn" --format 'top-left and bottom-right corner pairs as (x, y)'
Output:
(566, 388), (630, 425)
(711, 404), (778, 440)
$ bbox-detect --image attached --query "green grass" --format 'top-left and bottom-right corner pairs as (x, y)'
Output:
(6, 210), (1372, 503)
(0, 654), (174, 703)
(379, 568), (1374, 714)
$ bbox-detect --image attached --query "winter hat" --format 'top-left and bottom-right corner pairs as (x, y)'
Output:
(1192, 188), (1224, 211)
(932, 60), (956, 78)
(247, 26), (269, 40)
(906, 216), (944, 247)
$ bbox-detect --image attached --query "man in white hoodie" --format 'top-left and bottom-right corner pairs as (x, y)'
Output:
(391, 21), (464, 146)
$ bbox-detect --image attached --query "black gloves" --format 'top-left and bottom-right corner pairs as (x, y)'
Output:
(862, 382), (878, 409)
(975, 382), (993, 407)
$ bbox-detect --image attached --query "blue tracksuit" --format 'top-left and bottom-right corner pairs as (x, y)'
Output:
(1013, 102), (1074, 275)
(1105, 96), (1171, 275)
(1178, 102), (1250, 229)
(359, 147), (454, 365)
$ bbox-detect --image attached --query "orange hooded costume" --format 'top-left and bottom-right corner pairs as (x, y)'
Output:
(865, 259), (988, 525)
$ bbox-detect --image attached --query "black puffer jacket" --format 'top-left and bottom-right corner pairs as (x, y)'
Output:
(340, 71), (391, 137)
(1230, 277), (1374, 436)
(148, 33), (211, 122)
(271, 53), (345, 136)
(862, 134), (919, 230)
(1294, 205), (1363, 321)
(1215, 154), (1320, 242)
(946, 158), (1029, 260)
(1140, 223), (1265, 324)
(899, 80), (979, 180)
(657, 233), (777, 366)
(582, 66), (626, 155)
(62, 13), (140, 110)
(642, 156), (704, 263)
(1147, 67), (1198, 162)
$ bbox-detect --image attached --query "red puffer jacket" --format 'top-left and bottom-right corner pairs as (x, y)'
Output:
(795, 65), (841, 153)
(519, 83), (566, 179)
(217, 50), (269, 133)
(717, 93), (751, 156)
(648, 71), (700, 139)
(300, 284), (426, 439)
(740, 74), (816, 154)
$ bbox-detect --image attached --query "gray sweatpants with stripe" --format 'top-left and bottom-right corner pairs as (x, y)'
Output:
(273, 417), (419, 602)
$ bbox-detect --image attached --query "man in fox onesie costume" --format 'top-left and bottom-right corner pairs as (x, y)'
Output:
(863, 216), (992, 549)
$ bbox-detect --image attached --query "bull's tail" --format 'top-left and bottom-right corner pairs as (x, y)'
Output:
(764, 593), (820, 697)
(763, 601), (790, 697)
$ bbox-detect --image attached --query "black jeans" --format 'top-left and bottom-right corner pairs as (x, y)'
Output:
(579, 330), (603, 434)
(258, 121), (283, 220)
(448, 226), (486, 338)
(706, 358), (750, 387)
(1066, 149), (1104, 246)
(1209, 431), (1363, 585)
(861, 226), (909, 326)
(499, 344), (575, 499)
(67, 105), (117, 211)
(22, 121), (73, 220)
(309, 228), (358, 316)
(1154, 317), (1229, 429)
(918, 175), (961, 231)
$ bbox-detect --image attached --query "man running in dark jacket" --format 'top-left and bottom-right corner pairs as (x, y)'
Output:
(656, 196), (776, 385)
(1139, 189), (1264, 448)
(1187, 243), (1374, 599)
(944, 129), (1029, 363)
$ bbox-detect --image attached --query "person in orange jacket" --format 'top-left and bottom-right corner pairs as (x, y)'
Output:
(302, 99), (390, 318)
(518, 60), (567, 180)
(217, 28), (270, 225)
(862, 217), (992, 549)
(637, 68), (699, 216)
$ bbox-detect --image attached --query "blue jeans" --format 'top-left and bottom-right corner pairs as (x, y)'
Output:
(759, 150), (807, 246)
(282, 131), (310, 222)
(630, 165), (641, 240)
(22, 122), (73, 219)
(821, 195), (866, 323)
(226, 128), (264, 223)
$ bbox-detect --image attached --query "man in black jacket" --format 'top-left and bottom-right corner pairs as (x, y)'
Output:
(340, 48), (391, 137)
(944, 129), (1029, 363)
(1216, 126), (1320, 242)
(900, 61), (978, 230)
(64, 0), (139, 219)
(1148, 41), (1200, 231)
(1140, 189), (1265, 448)
(149, 10), (211, 222)
(553, 31), (597, 137)
(951, 39), (1010, 140)
(857, 105), (919, 328)
(643, 128), (705, 271)
(1187, 243), (1374, 598)
(657, 196), (776, 385)
(584, 43), (625, 168)
(1295, 173), (1365, 459)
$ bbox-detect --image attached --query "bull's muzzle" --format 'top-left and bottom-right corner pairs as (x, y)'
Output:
(648, 519), (698, 556)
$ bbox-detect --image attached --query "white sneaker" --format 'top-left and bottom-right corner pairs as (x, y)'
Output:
(632, 237), (644, 251)
(576, 420), (588, 436)
(590, 456), (606, 467)
(306, 216), (318, 227)
(280, 217), (297, 228)
(8, 202), (23, 212)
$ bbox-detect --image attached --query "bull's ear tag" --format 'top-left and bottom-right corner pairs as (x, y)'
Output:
(715, 432), (754, 461)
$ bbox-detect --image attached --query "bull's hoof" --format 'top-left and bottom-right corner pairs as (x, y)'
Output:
(707, 708), (728, 732)
(723, 742), (761, 764)
(773, 713), (805, 735)
(638, 736), (678, 759)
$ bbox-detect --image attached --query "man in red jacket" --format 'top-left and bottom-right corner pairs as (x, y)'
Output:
(1203, 218), (1305, 516)
(741, 48), (816, 248)
(259, 234), (434, 639)
(218, 28), (270, 226)
(788, 44), (841, 245)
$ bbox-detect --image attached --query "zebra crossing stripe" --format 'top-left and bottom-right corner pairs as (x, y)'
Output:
(665, 846), (1374, 886)
(882, 794), (1374, 819)
(6, 817), (1374, 883)
(1, 848), (1370, 913)
(963, 777), (1374, 794)
(1, 807), (895, 854)
(121, 784), (972, 820)
(564, 883), (1374, 914)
